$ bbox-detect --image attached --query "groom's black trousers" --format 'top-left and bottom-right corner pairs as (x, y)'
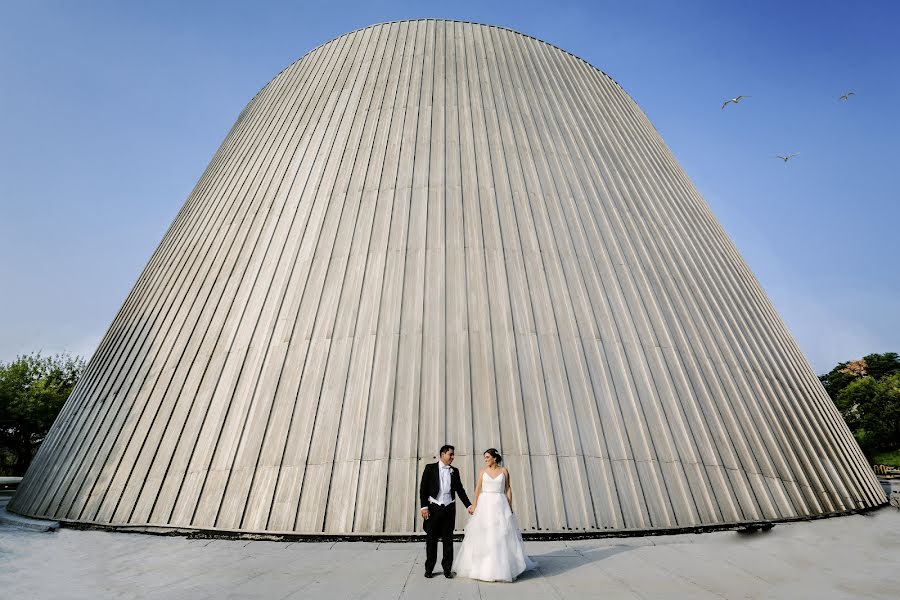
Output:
(424, 502), (455, 574)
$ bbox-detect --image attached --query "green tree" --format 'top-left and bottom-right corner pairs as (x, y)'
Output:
(834, 373), (900, 453)
(822, 352), (900, 458)
(0, 352), (85, 476)
(819, 361), (862, 399)
(818, 352), (900, 399)
(861, 352), (900, 380)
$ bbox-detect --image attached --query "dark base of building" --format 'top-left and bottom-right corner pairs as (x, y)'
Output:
(8, 501), (888, 543)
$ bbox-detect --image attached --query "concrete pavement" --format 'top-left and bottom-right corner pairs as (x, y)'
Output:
(2, 502), (899, 599)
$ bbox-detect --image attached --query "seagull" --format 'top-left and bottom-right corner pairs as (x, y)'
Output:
(722, 95), (751, 109)
(839, 91), (856, 101)
(775, 153), (799, 163)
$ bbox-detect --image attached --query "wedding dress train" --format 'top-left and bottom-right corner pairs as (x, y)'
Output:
(452, 472), (536, 582)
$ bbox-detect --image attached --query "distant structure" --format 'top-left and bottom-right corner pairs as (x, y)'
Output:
(10, 20), (885, 536)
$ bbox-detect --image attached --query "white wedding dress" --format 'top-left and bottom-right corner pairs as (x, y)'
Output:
(453, 471), (536, 582)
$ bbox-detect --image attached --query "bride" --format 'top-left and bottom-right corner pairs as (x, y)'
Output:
(452, 449), (536, 582)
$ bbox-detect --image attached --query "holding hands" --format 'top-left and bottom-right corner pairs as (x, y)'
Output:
(422, 505), (473, 518)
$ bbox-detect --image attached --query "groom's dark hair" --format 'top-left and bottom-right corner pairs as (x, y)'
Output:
(439, 444), (455, 455)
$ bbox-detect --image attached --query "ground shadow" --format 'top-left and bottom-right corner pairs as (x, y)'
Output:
(522, 544), (635, 578)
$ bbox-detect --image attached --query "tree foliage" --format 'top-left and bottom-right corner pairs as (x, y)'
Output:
(834, 373), (900, 452)
(821, 352), (900, 457)
(0, 352), (85, 476)
(819, 352), (899, 398)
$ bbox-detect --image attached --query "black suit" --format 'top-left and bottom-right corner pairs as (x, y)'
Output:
(419, 462), (471, 574)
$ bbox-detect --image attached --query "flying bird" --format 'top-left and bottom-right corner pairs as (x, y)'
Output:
(722, 95), (751, 109)
(839, 91), (856, 101)
(775, 153), (799, 163)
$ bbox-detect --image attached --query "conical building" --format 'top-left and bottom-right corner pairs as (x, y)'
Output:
(10, 20), (885, 536)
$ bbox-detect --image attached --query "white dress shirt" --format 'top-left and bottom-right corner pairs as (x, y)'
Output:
(428, 462), (453, 506)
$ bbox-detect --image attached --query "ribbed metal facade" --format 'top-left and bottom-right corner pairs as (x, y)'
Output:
(11, 20), (884, 535)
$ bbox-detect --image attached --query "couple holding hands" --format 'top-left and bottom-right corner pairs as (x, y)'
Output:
(419, 445), (535, 582)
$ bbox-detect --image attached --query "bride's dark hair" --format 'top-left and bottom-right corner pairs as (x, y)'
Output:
(484, 448), (502, 465)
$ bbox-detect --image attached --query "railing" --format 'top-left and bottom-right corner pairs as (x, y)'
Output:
(873, 464), (900, 478)
(0, 477), (23, 492)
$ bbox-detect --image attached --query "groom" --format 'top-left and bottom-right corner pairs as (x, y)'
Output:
(419, 444), (473, 579)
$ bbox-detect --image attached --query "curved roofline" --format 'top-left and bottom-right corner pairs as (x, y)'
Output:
(267, 19), (625, 95)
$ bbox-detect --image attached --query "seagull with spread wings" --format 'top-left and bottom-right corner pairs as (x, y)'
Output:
(776, 153), (800, 163)
(839, 91), (856, 101)
(722, 95), (751, 109)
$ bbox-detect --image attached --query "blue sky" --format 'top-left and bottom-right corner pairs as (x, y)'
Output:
(1, 0), (897, 374)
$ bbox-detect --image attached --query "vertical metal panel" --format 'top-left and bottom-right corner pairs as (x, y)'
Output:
(10, 20), (885, 535)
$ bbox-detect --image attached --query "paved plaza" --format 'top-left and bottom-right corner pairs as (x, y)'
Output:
(2, 487), (899, 600)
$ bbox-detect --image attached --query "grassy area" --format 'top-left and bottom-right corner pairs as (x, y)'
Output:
(871, 448), (900, 467)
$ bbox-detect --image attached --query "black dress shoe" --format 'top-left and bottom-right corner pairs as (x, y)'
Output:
(444, 571), (455, 579)
(424, 572), (435, 578)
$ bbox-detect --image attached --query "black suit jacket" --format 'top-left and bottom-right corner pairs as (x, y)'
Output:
(419, 462), (472, 509)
